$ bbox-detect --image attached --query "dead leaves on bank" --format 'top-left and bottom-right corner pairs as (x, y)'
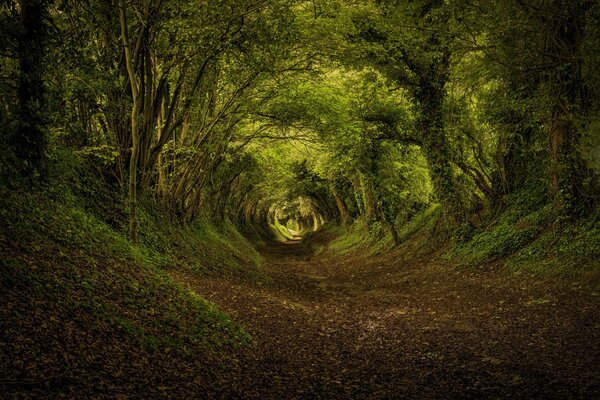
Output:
(3, 234), (600, 398)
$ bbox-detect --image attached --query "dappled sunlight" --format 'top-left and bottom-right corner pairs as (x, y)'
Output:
(2, 0), (599, 398)
(267, 197), (326, 242)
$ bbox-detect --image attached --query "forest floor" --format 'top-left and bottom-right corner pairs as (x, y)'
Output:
(173, 234), (600, 399)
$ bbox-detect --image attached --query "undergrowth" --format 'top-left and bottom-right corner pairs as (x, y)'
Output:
(446, 182), (600, 281)
(507, 218), (600, 279)
(327, 181), (599, 284)
(329, 205), (442, 258)
(0, 147), (259, 360)
(447, 183), (551, 265)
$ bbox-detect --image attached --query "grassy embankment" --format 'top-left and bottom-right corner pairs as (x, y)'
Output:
(326, 184), (600, 286)
(0, 148), (263, 393)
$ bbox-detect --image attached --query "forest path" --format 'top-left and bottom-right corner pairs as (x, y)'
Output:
(173, 239), (600, 399)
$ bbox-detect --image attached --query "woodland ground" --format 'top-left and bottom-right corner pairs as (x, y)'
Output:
(2, 208), (600, 399)
(170, 232), (600, 399)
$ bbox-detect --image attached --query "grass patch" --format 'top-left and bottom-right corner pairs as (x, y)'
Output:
(329, 219), (392, 256)
(328, 205), (442, 258)
(0, 186), (251, 354)
(0, 149), (259, 361)
(507, 218), (600, 280)
(447, 184), (551, 265)
(136, 207), (264, 279)
(444, 181), (600, 281)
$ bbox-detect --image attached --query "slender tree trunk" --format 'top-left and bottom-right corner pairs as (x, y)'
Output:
(156, 96), (168, 200)
(359, 173), (378, 223)
(384, 213), (400, 245)
(350, 174), (365, 216)
(311, 213), (320, 231)
(331, 184), (350, 230)
(119, 0), (141, 243)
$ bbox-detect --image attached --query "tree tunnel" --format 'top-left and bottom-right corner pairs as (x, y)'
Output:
(238, 191), (333, 243)
(268, 196), (327, 240)
(15, 0), (595, 252)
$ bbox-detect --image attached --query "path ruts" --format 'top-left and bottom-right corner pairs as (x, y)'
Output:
(173, 239), (600, 399)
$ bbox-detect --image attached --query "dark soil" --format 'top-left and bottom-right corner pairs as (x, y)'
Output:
(174, 238), (600, 399)
(3, 234), (600, 399)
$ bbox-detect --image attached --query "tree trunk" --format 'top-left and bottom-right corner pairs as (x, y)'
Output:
(546, 1), (587, 216)
(331, 184), (350, 230)
(156, 95), (168, 200)
(350, 174), (365, 217)
(16, 0), (48, 179)
(416, 82), (465, 228)
(359, 173), (378, 223)
(119, 0), (141, 244)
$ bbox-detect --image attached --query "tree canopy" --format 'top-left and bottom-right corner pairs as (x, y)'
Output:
(2, 0), (599, 242)
(2, 2), (600, 397)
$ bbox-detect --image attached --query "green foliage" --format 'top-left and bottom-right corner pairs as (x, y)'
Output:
(2, 0), (600, 294)
(448, 183), (551, 265)
(0, 148), (260, 354)
(508, 218), (600, 279)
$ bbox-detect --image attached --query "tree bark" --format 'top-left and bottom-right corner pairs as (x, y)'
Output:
(418, 40), (461, 224)
(545, 1), (587, 216)
(415, 78), (465, 228)
(350, 174), (365, 217)
(119, 0), (141, 243)
(16, 0), (48, 179)
(331, 184), (350, 230)
(359, 173), (378, 223)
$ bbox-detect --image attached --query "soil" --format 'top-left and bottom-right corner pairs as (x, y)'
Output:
(173, 238), (600, 399)
(3, 234), (600, 399)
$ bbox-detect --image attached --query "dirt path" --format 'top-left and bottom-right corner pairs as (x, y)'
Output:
(174, 240), (600, 399)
